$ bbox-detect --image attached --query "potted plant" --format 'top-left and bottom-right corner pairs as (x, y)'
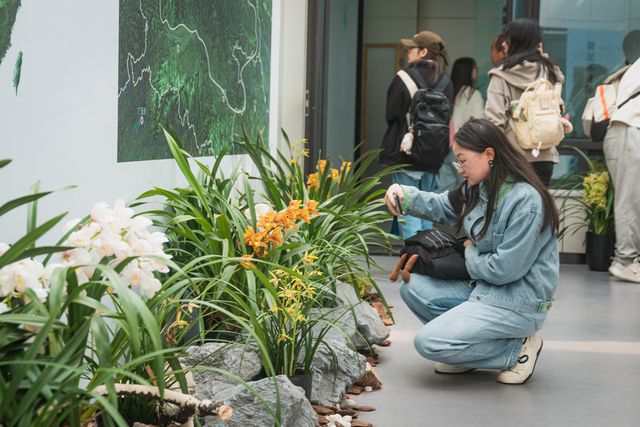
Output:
(582, 169), (615, 271)
(556, 148), (615, 271)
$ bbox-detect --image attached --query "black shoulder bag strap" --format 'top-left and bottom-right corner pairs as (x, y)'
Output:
(433, 74), (450, 93)
(406, 67), (428, 90)
(618, 90), (640, 109)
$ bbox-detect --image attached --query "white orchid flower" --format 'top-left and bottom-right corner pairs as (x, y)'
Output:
(0, 302), (8, 314)
(245, 202), (272, 220)
(31, 287), (49, 302)
(67, 221), (101, 247)
(138, 275), (161, 298)
(8, 259), (45, 293)
(129, 215), (153, 235)
(93, 233), (130, 260)
(112, 198), (135, 220)
(90, 201), (111, 224)
(121, 263), (161, 297)
(0, 268), (15, 296)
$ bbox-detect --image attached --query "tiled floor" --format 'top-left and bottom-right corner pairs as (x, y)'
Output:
(357, 257), (640, 427)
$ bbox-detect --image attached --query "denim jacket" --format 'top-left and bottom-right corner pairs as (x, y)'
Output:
(400, 181), (559, 314)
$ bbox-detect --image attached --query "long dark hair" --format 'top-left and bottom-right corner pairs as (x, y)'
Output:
(408, 58), (442, 87)
(449, 119), (559, 240)
(451, 57), (477, 100)
(501, 19), (560, 84)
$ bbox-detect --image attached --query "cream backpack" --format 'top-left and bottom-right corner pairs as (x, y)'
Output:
(510, 78), (565, 157)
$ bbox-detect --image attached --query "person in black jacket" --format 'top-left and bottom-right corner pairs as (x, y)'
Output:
(380, 31), (454, 238)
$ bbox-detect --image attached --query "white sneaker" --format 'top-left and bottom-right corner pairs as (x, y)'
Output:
(609, 258), (640, 283)
(434, 362), (475, 374)
(497, 335), (543, 385)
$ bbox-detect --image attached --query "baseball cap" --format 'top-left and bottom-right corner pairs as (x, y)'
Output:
(400, 31), (446, 54)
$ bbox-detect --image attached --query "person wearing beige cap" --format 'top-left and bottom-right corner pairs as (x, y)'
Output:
(380, 30), (453, 239)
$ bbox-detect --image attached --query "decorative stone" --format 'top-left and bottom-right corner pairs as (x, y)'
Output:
(201, 376), (319, 427)
(310, 306), (367, 350)
(334, 282), (391, 345)
(353, 362), (382, 390)
(308, 339), (367, 406)
(351, 420), (373, 427)
(347, 385), (362, 395)
(181, 342), (262, 384)
(341, 398), (357, 408)
(351, 405), (375, 412)
(312, 405), (336, 416)
(336, 408), (357, 417)
(363, 386), (373, 392)
(370, 301), (394, 326)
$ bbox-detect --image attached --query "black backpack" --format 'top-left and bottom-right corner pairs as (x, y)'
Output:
(397, 69), (452, 172)
(389, 229), (470, 283)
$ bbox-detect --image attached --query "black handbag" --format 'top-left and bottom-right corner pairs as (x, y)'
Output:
(390, 229), (470, 282)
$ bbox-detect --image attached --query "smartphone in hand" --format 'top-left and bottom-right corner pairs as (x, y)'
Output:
(394, 193), (404, 216)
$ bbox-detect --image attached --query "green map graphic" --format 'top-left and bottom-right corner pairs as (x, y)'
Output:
(0, 0), (22, 66)
(118, 0), (272, 162)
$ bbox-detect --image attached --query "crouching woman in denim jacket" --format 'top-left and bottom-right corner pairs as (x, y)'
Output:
(386, 118), (559, 384)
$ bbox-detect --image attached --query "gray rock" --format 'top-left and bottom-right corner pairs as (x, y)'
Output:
(310, 306), (368, 350)
(201, 376), (319, 427)
(192, 377), (233, 401)
(335, 281), (390, 345)
(181, 342), (262, 383)
(308, 338), (366, 405)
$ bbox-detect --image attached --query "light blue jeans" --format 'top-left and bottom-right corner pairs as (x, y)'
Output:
(400, 274), (546, 370)
(392, 171), (437, 238)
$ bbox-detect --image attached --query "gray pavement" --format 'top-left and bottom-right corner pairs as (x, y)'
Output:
(356, 257), (640, 427)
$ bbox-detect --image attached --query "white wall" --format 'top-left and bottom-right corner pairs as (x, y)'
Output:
(0, 1), (307, 244)
(277, 0), (307, 152)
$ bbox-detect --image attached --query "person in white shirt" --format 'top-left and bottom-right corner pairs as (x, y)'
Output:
(437, 57), (485, 192)
(605, 31), (640, 283)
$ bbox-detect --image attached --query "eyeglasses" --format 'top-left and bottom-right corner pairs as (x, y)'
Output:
(452, 153), (483, 172)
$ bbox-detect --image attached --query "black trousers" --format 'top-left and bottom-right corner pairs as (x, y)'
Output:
(531, 161), (554, 188)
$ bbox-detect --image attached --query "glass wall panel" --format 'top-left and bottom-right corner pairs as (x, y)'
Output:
(539, 0), (639, 184)
(540, 0), (639, 138)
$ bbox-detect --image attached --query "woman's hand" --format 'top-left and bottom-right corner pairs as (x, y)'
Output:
(385, 184), (404, 216)
(463, 239), (474, 248)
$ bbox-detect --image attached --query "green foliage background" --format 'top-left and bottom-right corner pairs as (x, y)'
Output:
(118, 0), (272, 162)
(0, 0), (22, 66)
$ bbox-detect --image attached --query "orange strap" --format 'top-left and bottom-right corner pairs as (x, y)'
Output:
(389, 253), (408, 282)
(402, 254), (421, 283)
(598, 85), (610, 120)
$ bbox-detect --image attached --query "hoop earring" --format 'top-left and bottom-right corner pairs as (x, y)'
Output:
(488, 159), (494, 168)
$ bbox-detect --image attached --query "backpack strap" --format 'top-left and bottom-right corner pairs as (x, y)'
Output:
(598, 85), (611, 120)
(397, 70), (419, 98)
(434, 74), (450, 93)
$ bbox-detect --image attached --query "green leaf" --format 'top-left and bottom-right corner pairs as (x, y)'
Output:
(0, 212), (67, 268)
(26, 181), (40, 236)
(0, 191), (52, 218)
(13, 51), (22, 95)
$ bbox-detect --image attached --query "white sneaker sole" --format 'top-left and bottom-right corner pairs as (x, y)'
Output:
(497, 338), (544, 385)
(609, 263), (640, 283)
(434, 363), (475, 374)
